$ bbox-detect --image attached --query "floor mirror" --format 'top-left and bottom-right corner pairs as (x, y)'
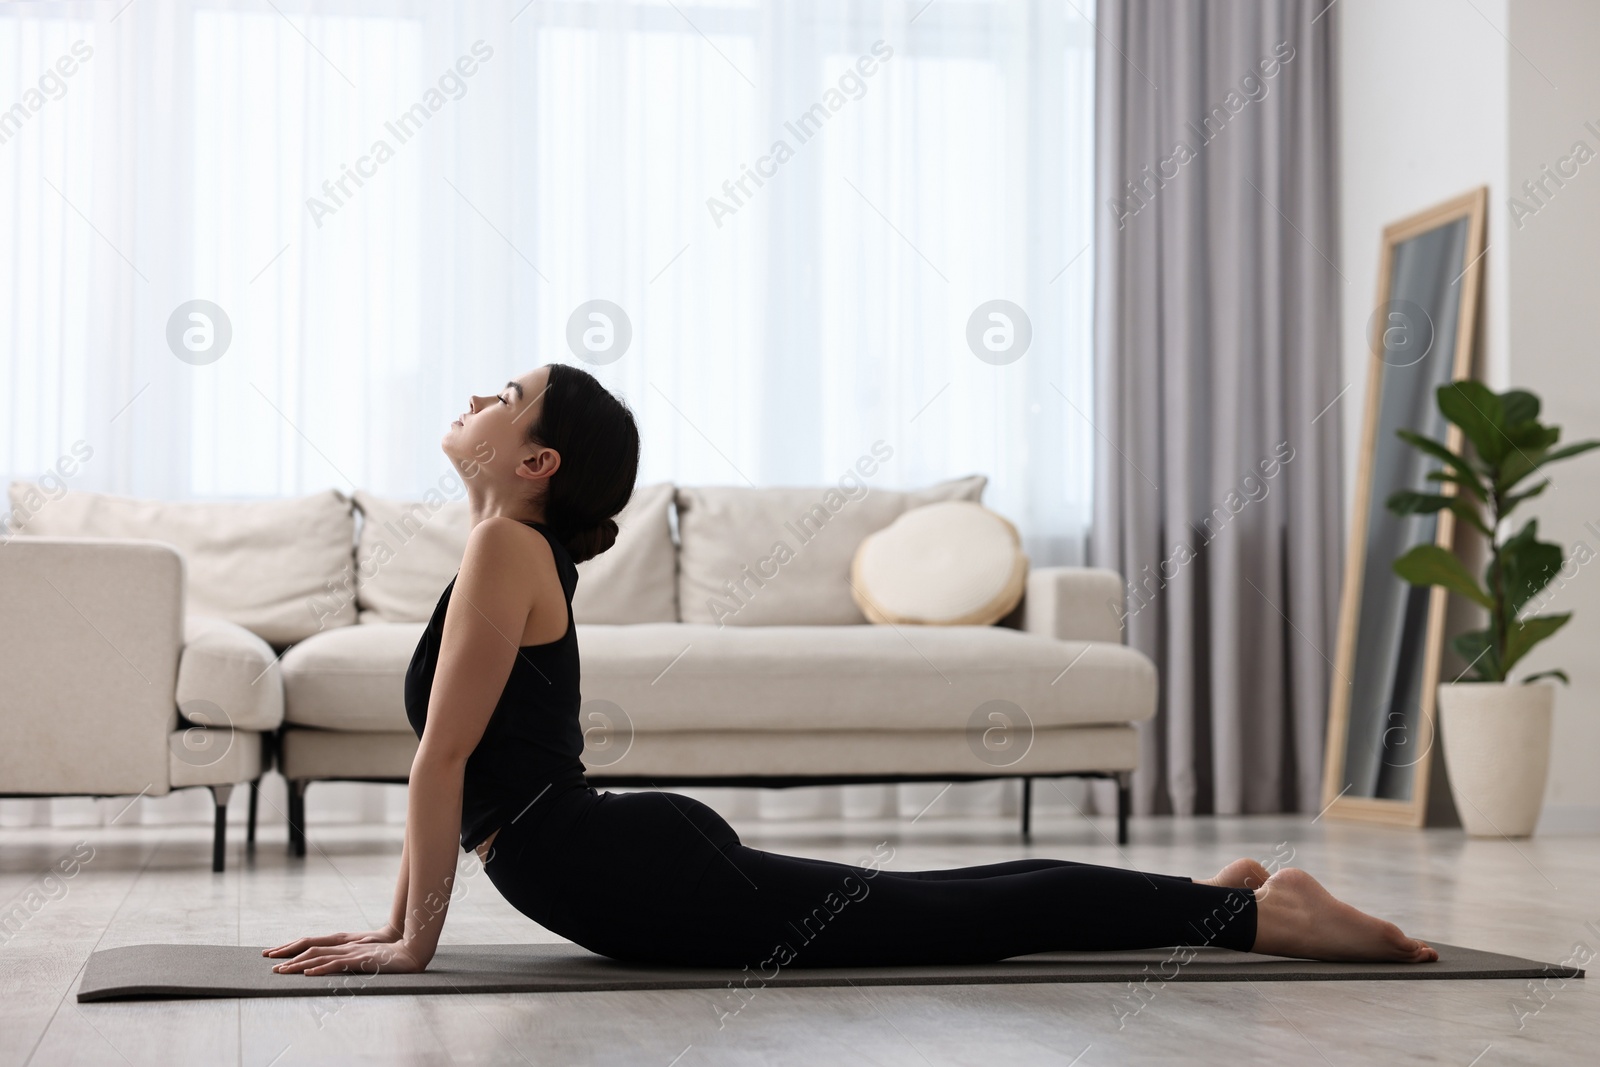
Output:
(1321, 186), (1488, 827)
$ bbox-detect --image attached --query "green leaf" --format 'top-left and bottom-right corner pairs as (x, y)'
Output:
(1497, 438), (1600, 493)
(1502, 480), (1550, 511)
(1451, 628), (1503, 682)
(1386, 490), (1454, 515)
(1504, 422), (1560, 452)
(1500, 389), (1541, 427)
(1425, 470), (1486, 500)
(1447, 497), (1492, 537)
(1495, 424), (1561, 489)
(1503, 612), (1572, 676)
(1521, 669), (1570, 685)
(1496, 448), (1541, 492)
(1385, 491), (1490, 535)
(1539, 439), (1600, 465)
(1396, 428), (1485, 494)
(1437, 381), (1507, 464)
(1393, 544), (1493, 609)
(1494, 519), (1565, 614)
(1497, 515), (1540, 549)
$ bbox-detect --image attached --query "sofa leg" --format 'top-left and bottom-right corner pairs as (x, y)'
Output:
(287, 779), (308, 859)
(1115, 771), (1132, 846)
(247, 778), (260, 850)
(1019, 777), (1033, 841)
(209, 784), (234, 873)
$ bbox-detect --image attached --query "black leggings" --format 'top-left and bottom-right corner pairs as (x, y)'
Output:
(482, 787), (1257, 968)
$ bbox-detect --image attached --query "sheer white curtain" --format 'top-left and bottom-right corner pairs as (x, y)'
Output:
(1, 0), (1095, 830)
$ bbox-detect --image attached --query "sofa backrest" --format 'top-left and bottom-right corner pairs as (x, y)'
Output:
(6, 480), (356, 645)
(675, 474), (987, 626)
(352, 481), (677, 626)
(6, 473), (993, 638)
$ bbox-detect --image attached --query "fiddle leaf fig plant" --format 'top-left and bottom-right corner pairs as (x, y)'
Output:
(1386, 381), (1600, 684)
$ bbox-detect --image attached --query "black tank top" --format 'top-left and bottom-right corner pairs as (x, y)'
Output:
(403, 520), (589, 852)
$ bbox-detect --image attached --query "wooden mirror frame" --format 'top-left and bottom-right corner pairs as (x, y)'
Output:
(1321, 186), (1488, 828)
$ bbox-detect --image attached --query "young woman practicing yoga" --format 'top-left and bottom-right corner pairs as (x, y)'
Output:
(266, 363), (1438, 976)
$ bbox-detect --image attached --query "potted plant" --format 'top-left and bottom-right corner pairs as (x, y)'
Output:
(1387, 381), (1598, 838)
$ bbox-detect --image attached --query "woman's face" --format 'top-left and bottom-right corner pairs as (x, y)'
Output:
(441, 365), (554, 485)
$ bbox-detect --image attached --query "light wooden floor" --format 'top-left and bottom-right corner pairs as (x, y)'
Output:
(2, 807), (1595, 1066)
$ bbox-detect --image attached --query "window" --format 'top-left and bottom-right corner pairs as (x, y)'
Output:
(1, 0), (1096, 562)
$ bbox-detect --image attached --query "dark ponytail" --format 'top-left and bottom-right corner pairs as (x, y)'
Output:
(567, 516), (620, 564)
(526, 363), (640, 565)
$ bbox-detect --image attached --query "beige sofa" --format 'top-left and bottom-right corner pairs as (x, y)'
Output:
(0, 535), (284, 871)
(4, 474), (1155, 859)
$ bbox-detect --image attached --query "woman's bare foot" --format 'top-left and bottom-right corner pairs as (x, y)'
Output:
(1250, 867), (1438, 963)
(1197, 857), (1270, 890)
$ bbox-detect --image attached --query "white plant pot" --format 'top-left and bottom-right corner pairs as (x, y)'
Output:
(1437, 681), (1555, 838)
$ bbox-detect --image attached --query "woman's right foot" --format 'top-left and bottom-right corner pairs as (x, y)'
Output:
(1250, 867), (1438, 963)
(1197, 857), (1270, 890)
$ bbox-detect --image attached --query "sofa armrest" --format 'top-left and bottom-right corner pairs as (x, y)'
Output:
(177, 615), (285, 732)
(0, 536), (185, 796)
(1020, 566), (1126, 645)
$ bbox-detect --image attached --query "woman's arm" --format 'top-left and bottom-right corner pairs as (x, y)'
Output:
(394, 744), (468, 966)
(269, 518), (554, 975)
(385, 833), (409, 937)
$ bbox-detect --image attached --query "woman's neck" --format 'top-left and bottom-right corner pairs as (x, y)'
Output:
(464, 488), (545, 529)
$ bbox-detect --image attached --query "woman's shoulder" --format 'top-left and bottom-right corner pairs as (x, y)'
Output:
(519, 520), (578, 575)
(458, 517), (562, 590)
(441, 520), (569, 644)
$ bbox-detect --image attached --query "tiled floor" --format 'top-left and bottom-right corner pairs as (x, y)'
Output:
(2, 807), (1595, 1066)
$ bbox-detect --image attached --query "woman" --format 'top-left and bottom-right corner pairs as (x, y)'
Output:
(266, 363), (1438, 976)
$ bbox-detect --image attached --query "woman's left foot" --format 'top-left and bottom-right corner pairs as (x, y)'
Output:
(1198, 857), (1270, 890)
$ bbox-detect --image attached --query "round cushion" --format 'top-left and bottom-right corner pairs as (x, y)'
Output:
(850, 501), (1027, 625)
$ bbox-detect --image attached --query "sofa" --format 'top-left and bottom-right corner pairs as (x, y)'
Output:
(0, 536), (282, 871)
(4, 473), (1156, 860)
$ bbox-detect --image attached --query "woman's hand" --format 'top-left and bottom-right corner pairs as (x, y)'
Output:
(263, 926), (400, 960)
(268, 938), (428, 976)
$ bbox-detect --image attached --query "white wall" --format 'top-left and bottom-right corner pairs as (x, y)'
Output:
(1337, 0), (1510, 453)
(1505, 1), (1600, 823)
(1339, 0), (1600, 825)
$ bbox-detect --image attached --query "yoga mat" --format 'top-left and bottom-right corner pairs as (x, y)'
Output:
(76, 942), (1582, 1002)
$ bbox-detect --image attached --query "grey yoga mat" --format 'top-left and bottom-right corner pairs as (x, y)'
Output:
(76, 941), (1582, 1002)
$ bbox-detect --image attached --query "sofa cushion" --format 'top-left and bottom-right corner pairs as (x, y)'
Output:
(579, 725), (1142, 778)
(675, 474), (987, 626)
(177, 615), (286, 732)
(1022, 567), (1127, 644)
(571, 481), (677, 624)
(169, 727), (264, 789)
(352, 481), (676, 626)
(5, 481), (356, 644)
(278, 618), (1152, 737)
(278, 728), (419, 781)
(275, 725), (1140, 783)
(349, 489), (469, 625)
(851, 501), (1027, 626)
(281, 622), (426, 731)
(577, 622), (1154, 732)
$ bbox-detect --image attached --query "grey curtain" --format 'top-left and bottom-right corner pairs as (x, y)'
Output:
(1091, 0), (1342, 816)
